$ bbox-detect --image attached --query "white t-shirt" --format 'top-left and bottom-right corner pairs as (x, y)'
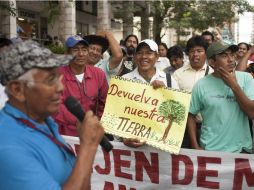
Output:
(0, 84), (7, 109)
(122, 67), (179, 89)
(75, 73), (84, 83)
(155, 57), (170, 72)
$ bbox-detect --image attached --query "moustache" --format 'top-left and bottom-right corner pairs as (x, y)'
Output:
(127, 46), (136, 54)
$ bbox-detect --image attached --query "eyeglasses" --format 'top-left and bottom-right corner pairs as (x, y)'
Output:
(22, 74), (63, 87)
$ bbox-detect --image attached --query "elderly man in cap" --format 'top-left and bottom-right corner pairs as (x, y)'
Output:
(187, 41), (254, 153)
(0, 40), (104, 189)
(53, 35), (108, 137)
(84, 31), (123, 83)
(121, 39), (179, 147)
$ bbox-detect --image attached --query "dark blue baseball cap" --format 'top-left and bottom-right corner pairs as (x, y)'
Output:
(65, 35), (89, 48)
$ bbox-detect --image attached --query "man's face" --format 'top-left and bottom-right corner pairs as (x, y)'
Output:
(21, 68), (64, 119)
(87, 44), (103, 65)
(69, 43), (88, 66)
(125, 37), (138, 55)
(169, 56), (184, 69)
(188, 46), (207, 70)
(135, 45), (158, 73)
(210, 49), (236, 74)
(202, 35), (213, 45)
(237, 44), (248, 58)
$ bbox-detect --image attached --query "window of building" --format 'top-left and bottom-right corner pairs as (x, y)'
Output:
(76, 22), (89, 36)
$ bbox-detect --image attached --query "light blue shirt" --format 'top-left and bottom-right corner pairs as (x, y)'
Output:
(95, 57), (123, 84)
(0, 104), (76, 190)
(189, 72), (254, 153)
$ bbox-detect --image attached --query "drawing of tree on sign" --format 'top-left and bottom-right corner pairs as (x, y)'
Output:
(158, 99), (185, 143)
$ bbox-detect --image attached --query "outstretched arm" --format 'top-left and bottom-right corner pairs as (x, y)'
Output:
(97, 31), (123, 70)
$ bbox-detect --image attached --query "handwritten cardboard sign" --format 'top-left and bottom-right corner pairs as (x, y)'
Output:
(101, 76), (191, 154)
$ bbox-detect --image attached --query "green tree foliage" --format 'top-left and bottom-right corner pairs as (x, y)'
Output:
(46, 44), (65, 54)
(42, 1), (60, 28)
(0, 1), (17, 16)
(151, 1), (174, 44)
(159, 99), (185, 125)
(154, 0), (254, 43)
(189, 0), (254, 31)
(163, 1), (194, 44)
(158, 99), (185, 142)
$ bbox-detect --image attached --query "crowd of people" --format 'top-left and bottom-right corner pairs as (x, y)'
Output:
(0, 29), (254, 189)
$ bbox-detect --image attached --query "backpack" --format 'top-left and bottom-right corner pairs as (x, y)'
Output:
(166, 73), (172, 87)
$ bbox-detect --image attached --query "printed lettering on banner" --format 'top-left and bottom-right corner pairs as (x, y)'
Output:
(63, 137), (254, 190)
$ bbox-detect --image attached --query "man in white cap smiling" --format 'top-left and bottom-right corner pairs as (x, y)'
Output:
(121, 39), (179, 148)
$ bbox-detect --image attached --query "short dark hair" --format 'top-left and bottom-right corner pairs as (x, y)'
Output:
(238, 42), (250, 51)
(124, 34), (139, 46)
(201, 31), (215, 41)
(246, 63), (254, 74)
(186, 35), (209, 54)
(167, 45), (184, 59)
(159, 42), (168, 50)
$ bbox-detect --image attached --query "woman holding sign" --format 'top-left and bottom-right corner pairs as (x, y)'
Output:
(121, 39), (179, 147)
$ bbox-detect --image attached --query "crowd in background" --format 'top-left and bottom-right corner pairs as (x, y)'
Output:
(0, 29), (254, 189)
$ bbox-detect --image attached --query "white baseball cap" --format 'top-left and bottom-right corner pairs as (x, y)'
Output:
(136, 39), (158, 53)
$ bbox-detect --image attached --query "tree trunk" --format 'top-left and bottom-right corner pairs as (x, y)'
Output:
(159, 118), (173, 142)
(97, 0), (110, 31)
(176, 26), (181, 44)
(153, 13), (162, 44)
(122, 1), (134, 39)
(140, 2), (150, 40)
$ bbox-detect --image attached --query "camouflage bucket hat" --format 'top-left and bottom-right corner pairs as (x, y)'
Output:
(0, 40), (74, 85)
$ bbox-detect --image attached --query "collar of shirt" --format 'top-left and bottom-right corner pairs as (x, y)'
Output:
(131, 67), (166, 84)
(60, 65), (93, 81)
(183, 62), (207, 72)
(3, 103), (58, 135)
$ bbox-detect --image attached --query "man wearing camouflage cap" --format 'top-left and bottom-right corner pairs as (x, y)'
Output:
(0, 40), (104, 189)
(187, 41), (254, 153)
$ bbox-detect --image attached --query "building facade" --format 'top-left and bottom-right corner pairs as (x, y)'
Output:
(0, 1), (122, 43)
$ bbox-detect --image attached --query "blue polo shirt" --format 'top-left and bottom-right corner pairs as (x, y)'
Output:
(0, 104), (76, 190)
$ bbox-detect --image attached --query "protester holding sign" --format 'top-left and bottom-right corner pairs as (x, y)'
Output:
(0, 40), (104, 190)
(121, 39), (179, 148)
(188, 42), (254, 153)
